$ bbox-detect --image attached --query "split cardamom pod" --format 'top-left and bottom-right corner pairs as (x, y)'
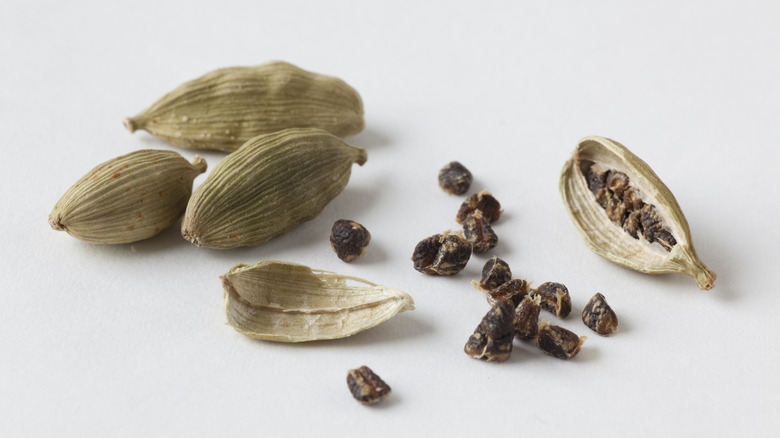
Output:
(560, 136), (716, 290)
(49, 150), (206, 244)
(221, 260), (415, 342)
(182, 128), (367, 248)
(124, 61), (364, 152)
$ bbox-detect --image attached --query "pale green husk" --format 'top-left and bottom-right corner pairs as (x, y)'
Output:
(182, 127), (367, 249)
(124, 61), (364, 152)
(49, 150), (206, 244)
(560, 136), (716, 290)
(222, 260), (415, 342)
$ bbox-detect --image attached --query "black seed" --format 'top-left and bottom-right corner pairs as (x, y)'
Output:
(464, 300), (515, 362)
(533, 282), (572, 318)
(346, 366), (391, 405)
(514, 295), (541, 339)
(329, 219), (371, 262)
(462, 211), (498, 253)
(478, 256), (512, 291)
(487, 279), (529, 307)
(456, 190), (502, 224)
(438, 161), (473, 195)
(582, 293), (619, 336)
(412, 232), (472, 275)
(536, 321), (585, 360)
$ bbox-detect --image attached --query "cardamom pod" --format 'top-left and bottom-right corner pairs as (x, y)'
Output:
(123, 61), (364, 152)
(222, 260), (415, 342)
(559, 136), (716, 290)
(182, 128), (367, 248)
(49, 150), (206, 244)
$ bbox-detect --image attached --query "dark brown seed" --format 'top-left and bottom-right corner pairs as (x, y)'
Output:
(514, 295), (541, 339)
(581, 165), (677, 251)
(487, 278), (529, 307)
(606, 170), (630, 197)
(536, 321), (586, 360)
(411, 232), (472, 275)
(464, 300), (515, 362)
(582, 293), (618, 336)
(533, 282), (572, 318)
(639, 204), (662, 231)
(462, 210), (498, 253)
(456, 190), (502, 224)
(329, 219), (371, 262)
(622, 187), (644, 211)
(606, 195), (627, 224)
(653, 230), (677, 251)
(346, 366), (391, 405)
(622, 210), (642, 239)
(477, 256), (512, 291)
(438, 161), (473, 195)
(586, 163), (609, 192)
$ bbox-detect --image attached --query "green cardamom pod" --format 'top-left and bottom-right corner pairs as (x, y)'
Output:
(222, 260), (414, 342)
(560, 136), (716, 290)
(50, 150), (207, 244)
(124, 61), (364, 152)
(182, 128), (367, 249)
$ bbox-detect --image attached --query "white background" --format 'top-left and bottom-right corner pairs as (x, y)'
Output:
(2, 1), (778, 436)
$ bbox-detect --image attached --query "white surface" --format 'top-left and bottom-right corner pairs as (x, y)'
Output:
(2, 1), (779, 436)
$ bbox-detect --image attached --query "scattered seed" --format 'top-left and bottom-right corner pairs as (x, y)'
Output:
(487, 278), (530, 307)
(456, 190), (502, 224)
(582, 293), (619, 336)
(536, 320), (586, 360)
(438, 161), (473, 195)
(412, 231), (472, 275)
(514, 295), (542, 339)
(329, 219), (371, 262)
(464, 300), (515, 362)
(346, 366), (391, 405)
(533, 282), (572, 318)
(477, 256), (512, 291)
(462, 210), (498, 253)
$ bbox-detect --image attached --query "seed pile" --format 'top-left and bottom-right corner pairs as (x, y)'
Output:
(412, 171), (504, 275)
(465, 257), (593, 361)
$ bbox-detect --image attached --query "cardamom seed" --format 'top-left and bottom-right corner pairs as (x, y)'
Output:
(182, 128), (367, 249)
(221, 260), (414, 342)
(124, 61), (364, 152)
(49, 150), (206, 244)
(560, 136), (716, 290)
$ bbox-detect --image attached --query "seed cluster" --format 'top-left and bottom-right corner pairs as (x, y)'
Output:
(584, 162), (677, 251)
(412, 172), (505, 275)
(466, 258), (587, 361)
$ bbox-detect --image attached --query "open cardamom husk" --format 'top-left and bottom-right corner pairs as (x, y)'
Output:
(222, 260), (414, 342)
(560, 136), (716, 290)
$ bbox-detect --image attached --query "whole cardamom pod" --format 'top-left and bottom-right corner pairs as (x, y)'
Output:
(49, 150), (207, 244)
(559, 136), (716, 290)
(182, 128), (367, 249)
(124, 61), (364, 152)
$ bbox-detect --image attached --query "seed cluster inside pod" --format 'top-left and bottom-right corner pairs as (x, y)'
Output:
(560, 136), (716, 290)
(582, 162), (677, 251)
